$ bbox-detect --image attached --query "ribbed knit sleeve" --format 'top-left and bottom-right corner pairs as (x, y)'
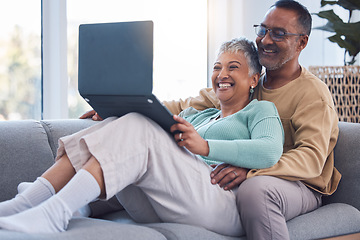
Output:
(188, 100), (284, 169)
(206, 116), (284, 168)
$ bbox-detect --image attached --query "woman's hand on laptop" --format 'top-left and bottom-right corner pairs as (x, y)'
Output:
(79, 110), (103, 121)
(171, 115), (209, 157)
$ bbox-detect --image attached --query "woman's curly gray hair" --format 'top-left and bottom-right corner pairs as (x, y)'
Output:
(217, 37), (262, 77)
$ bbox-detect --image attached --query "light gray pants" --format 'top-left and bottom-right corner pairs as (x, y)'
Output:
(57, 113), (242, 237)
(236, 175), (322, 240)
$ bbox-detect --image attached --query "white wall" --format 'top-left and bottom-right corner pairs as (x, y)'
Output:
(207, 0), (358, 85)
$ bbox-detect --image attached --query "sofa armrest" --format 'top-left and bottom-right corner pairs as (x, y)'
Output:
(323, 122), (360, 211)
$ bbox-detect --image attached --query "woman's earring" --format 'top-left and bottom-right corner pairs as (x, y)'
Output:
(249, 86), (254, 100)
(250, 86), (254, 94)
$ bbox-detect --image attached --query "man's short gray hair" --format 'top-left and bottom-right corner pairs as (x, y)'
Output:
(217, 38), (262, 77)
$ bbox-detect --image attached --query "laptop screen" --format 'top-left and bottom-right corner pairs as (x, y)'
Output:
(78, 21), (153, 96)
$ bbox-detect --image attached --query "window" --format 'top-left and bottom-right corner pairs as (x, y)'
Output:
(66, 0), (208, 118)
(0, 1), (207, 120)
(0, 0), (41, 120)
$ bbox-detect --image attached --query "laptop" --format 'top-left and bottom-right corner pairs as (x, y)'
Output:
(78, 21), (178, 134)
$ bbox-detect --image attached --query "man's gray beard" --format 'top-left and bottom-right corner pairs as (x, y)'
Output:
(260, 56), (292, 71)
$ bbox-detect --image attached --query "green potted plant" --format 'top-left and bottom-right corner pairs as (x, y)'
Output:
(309, 0), (359, 123)
(313, 0), (360, 65)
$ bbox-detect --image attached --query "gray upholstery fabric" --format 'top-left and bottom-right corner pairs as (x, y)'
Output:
(287, 203), (360, 240)
(41, 119), (98, 157)
(146, 223), (245, 240)
(0, 217), (166, 240)
(101, 210), (245, 240)
(0, 120), (54, 201)
(101, 202), (360, 240)
(145, 223), (246, 240)
(322, 122), (360, 210)
(89, 195), (124, 218)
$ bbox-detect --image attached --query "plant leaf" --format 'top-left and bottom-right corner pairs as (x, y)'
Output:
(337, 0), (360, 10)
(313, 22), (335, 33)
(321, 0), (338, 7)
(317, 0), (360, 64)
(321, 0), (360, 10)
(328, 34), (360, 57)
(313, 10), (342, 33)
(315, 10), (344, 23)
(332, 22), (360, 39)
(313, 10), (360, 39)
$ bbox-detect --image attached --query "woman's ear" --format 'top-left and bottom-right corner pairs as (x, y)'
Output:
(251, 73), (260, 88)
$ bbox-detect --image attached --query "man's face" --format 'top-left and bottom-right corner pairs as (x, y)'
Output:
(256, 7), (303, 71)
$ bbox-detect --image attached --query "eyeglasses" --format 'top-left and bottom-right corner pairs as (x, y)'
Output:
(253, 25), (304, 42)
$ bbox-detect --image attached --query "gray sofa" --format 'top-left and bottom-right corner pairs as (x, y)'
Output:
(0, 119), (360, 240)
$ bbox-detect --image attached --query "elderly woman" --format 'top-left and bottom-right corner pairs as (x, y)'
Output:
(0, 38), (283, 237)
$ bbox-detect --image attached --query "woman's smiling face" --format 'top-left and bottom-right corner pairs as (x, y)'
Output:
(212, 51), (256, 106)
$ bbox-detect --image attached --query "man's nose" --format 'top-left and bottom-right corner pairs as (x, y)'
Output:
(260, 31), (274, 45)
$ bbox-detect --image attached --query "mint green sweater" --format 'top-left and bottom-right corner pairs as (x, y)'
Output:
(180, 99), (284, 169)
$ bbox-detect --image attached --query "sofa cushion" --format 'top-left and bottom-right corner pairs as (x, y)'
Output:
(0, 120), (54, 202)
(287, 203), (360, 240)
(323, 122), (360, 210)
(102, 210), (245, 240)
(146, 223), (245, 240)
(101, 202), (360, 240)
(0, 217), (167, 240)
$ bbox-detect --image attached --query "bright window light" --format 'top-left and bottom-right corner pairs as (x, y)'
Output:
(67, 0), (208, 118)
(0, 0), (41, 120)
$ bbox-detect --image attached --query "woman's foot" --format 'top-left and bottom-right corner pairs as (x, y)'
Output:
(0, 169), (100, 233)
(0, 196), (71, 233)
(0, 177), (54, 217)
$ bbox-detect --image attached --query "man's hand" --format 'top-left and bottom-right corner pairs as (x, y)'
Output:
(79, 110), (103, 121)
(210, 163), (249, 190)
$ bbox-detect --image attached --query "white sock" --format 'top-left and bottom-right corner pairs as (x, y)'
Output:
(17, 182), (32, 194)
(17, 181), (92, 217)
(0, 169), (100, 233)
(0, 177), (55, 217)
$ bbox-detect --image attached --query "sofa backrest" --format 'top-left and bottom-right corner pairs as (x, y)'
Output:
(322, 122), (360, 210)
(41, 119), (98, 157)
